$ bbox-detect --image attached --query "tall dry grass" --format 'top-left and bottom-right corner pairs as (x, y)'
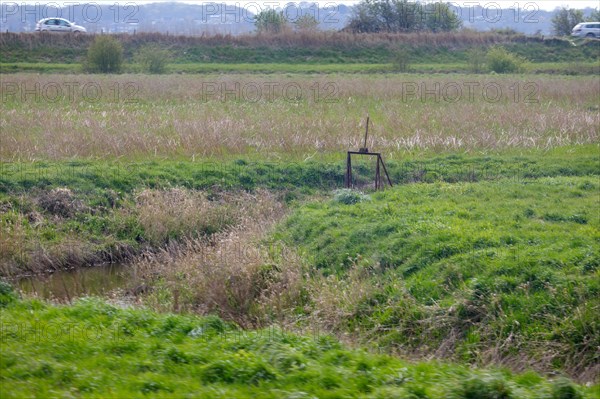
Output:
(1, 74), (598, 160)
(135, 188), (239, 245)
(0, 187), (256, 277)
(133, 189), (304, 327)
(0, 212), (27, 276)
(130, 189), (392, 334)
(0, 30), (540, 51)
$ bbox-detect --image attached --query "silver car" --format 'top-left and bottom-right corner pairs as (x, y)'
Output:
(35, 18), (87, 33)
(571, 22), (600, 38)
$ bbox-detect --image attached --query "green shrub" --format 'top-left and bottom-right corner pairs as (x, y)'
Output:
(551, 378), (583, 399)
(486, 46), (526, 74)
(254, 9), (289, 34)
(85, 35), (123, 73)
(467, 48), (486, 73)
(393, 48), (412, 72)
(333, 189), (371, 205)
(458, 376), (512, 399)
(0, 280), (16, 307)
(135, 44), (170, 74)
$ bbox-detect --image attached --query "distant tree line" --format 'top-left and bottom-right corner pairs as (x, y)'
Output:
(254, 9), (320, 34)
(252, 0), (461, 34)
(252, 2), (600, 37)
(345, 0), (461, 33)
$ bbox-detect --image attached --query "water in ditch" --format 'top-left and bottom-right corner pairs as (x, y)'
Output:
(16, 263), (137, 302)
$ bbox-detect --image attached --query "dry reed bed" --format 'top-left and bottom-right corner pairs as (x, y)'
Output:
(0, 187), (256, 277)
(1, 74), (598, 160)
(133, 188), (302, 327)
(0, 30), (543, 50)
(130, 188), (396, 339)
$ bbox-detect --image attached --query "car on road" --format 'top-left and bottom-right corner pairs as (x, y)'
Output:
(35, 18), (86, 34)
(571, 22), (600, 38)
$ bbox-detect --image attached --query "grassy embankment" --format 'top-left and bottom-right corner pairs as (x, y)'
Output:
(0, 289), (597, 398)
(1, 150), (598, 380)
(1, 147), (598, 277)
(0, 31), (599, 74)
(275, 176), (599, 379)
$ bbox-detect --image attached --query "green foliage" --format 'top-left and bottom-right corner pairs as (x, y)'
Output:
(552, 378), (583, 399)
(486, 46), (526, 73)
(393, 47), (412, 72)
(0, 280), (16, 306)
(199, 357), (277, 384)
(424, 1), (463, 32)
(85, 35), (123, 73)
(333, 189), (371, 205)
(279, 176), (600, 371)
(346, 0), (461, 33)
(134, 44), (170, 74)
(552, 7), (585, 36)
(294, 14), (319, 31)
(0, 297), (595, 398)
(254, 9), (289, 34)
(587, 8), (600, 22)
(458, 376), (512, 399)
(467, 48), (486, 73)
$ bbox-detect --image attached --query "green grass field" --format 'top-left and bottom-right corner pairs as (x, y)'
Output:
(2, 61), (599, 75)
(1, 31), (599, 395)
(0, 292), (597, 398)
(277, 177), (599, 376)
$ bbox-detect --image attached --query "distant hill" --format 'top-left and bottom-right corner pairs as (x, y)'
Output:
(0, 2), (596, 35)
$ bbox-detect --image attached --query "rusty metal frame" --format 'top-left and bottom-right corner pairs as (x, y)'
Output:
(345, 116), (393, 190)
(345, 151), (393, 190)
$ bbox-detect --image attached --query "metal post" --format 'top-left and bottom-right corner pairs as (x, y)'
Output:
(345, 152), (352, 188)
(363, 116), (369, 150)
(379, 155), (393, 188)
(375, 157), (380, 190)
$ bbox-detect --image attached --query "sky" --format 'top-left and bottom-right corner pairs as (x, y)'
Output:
(9, 1), (599, 12)
(211, 1), (599, 11)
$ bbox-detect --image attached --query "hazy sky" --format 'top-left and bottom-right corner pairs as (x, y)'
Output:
(211, 1), (598, 11)
(12, 1), (600, 11)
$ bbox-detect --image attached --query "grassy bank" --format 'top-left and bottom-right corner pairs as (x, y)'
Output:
(274, 176), (599, 380)
(2, 31), (599, 64)
(1, 31), (599, 75)
(1, 147), (598, 276)
(5, 154), (596, 378)
(0, 290), (596, 398)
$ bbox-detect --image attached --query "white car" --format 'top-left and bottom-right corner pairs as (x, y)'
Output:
(571, 22), (600, 38)
(35, 18), (86, 33)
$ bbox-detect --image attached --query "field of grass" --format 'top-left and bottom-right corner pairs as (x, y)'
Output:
(1, 74), (598, 161)
(0, 291), (596, 398)
(1, 33), (599, 396)
(3, 61), (599, 75)
(275, 177), (599, 380)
